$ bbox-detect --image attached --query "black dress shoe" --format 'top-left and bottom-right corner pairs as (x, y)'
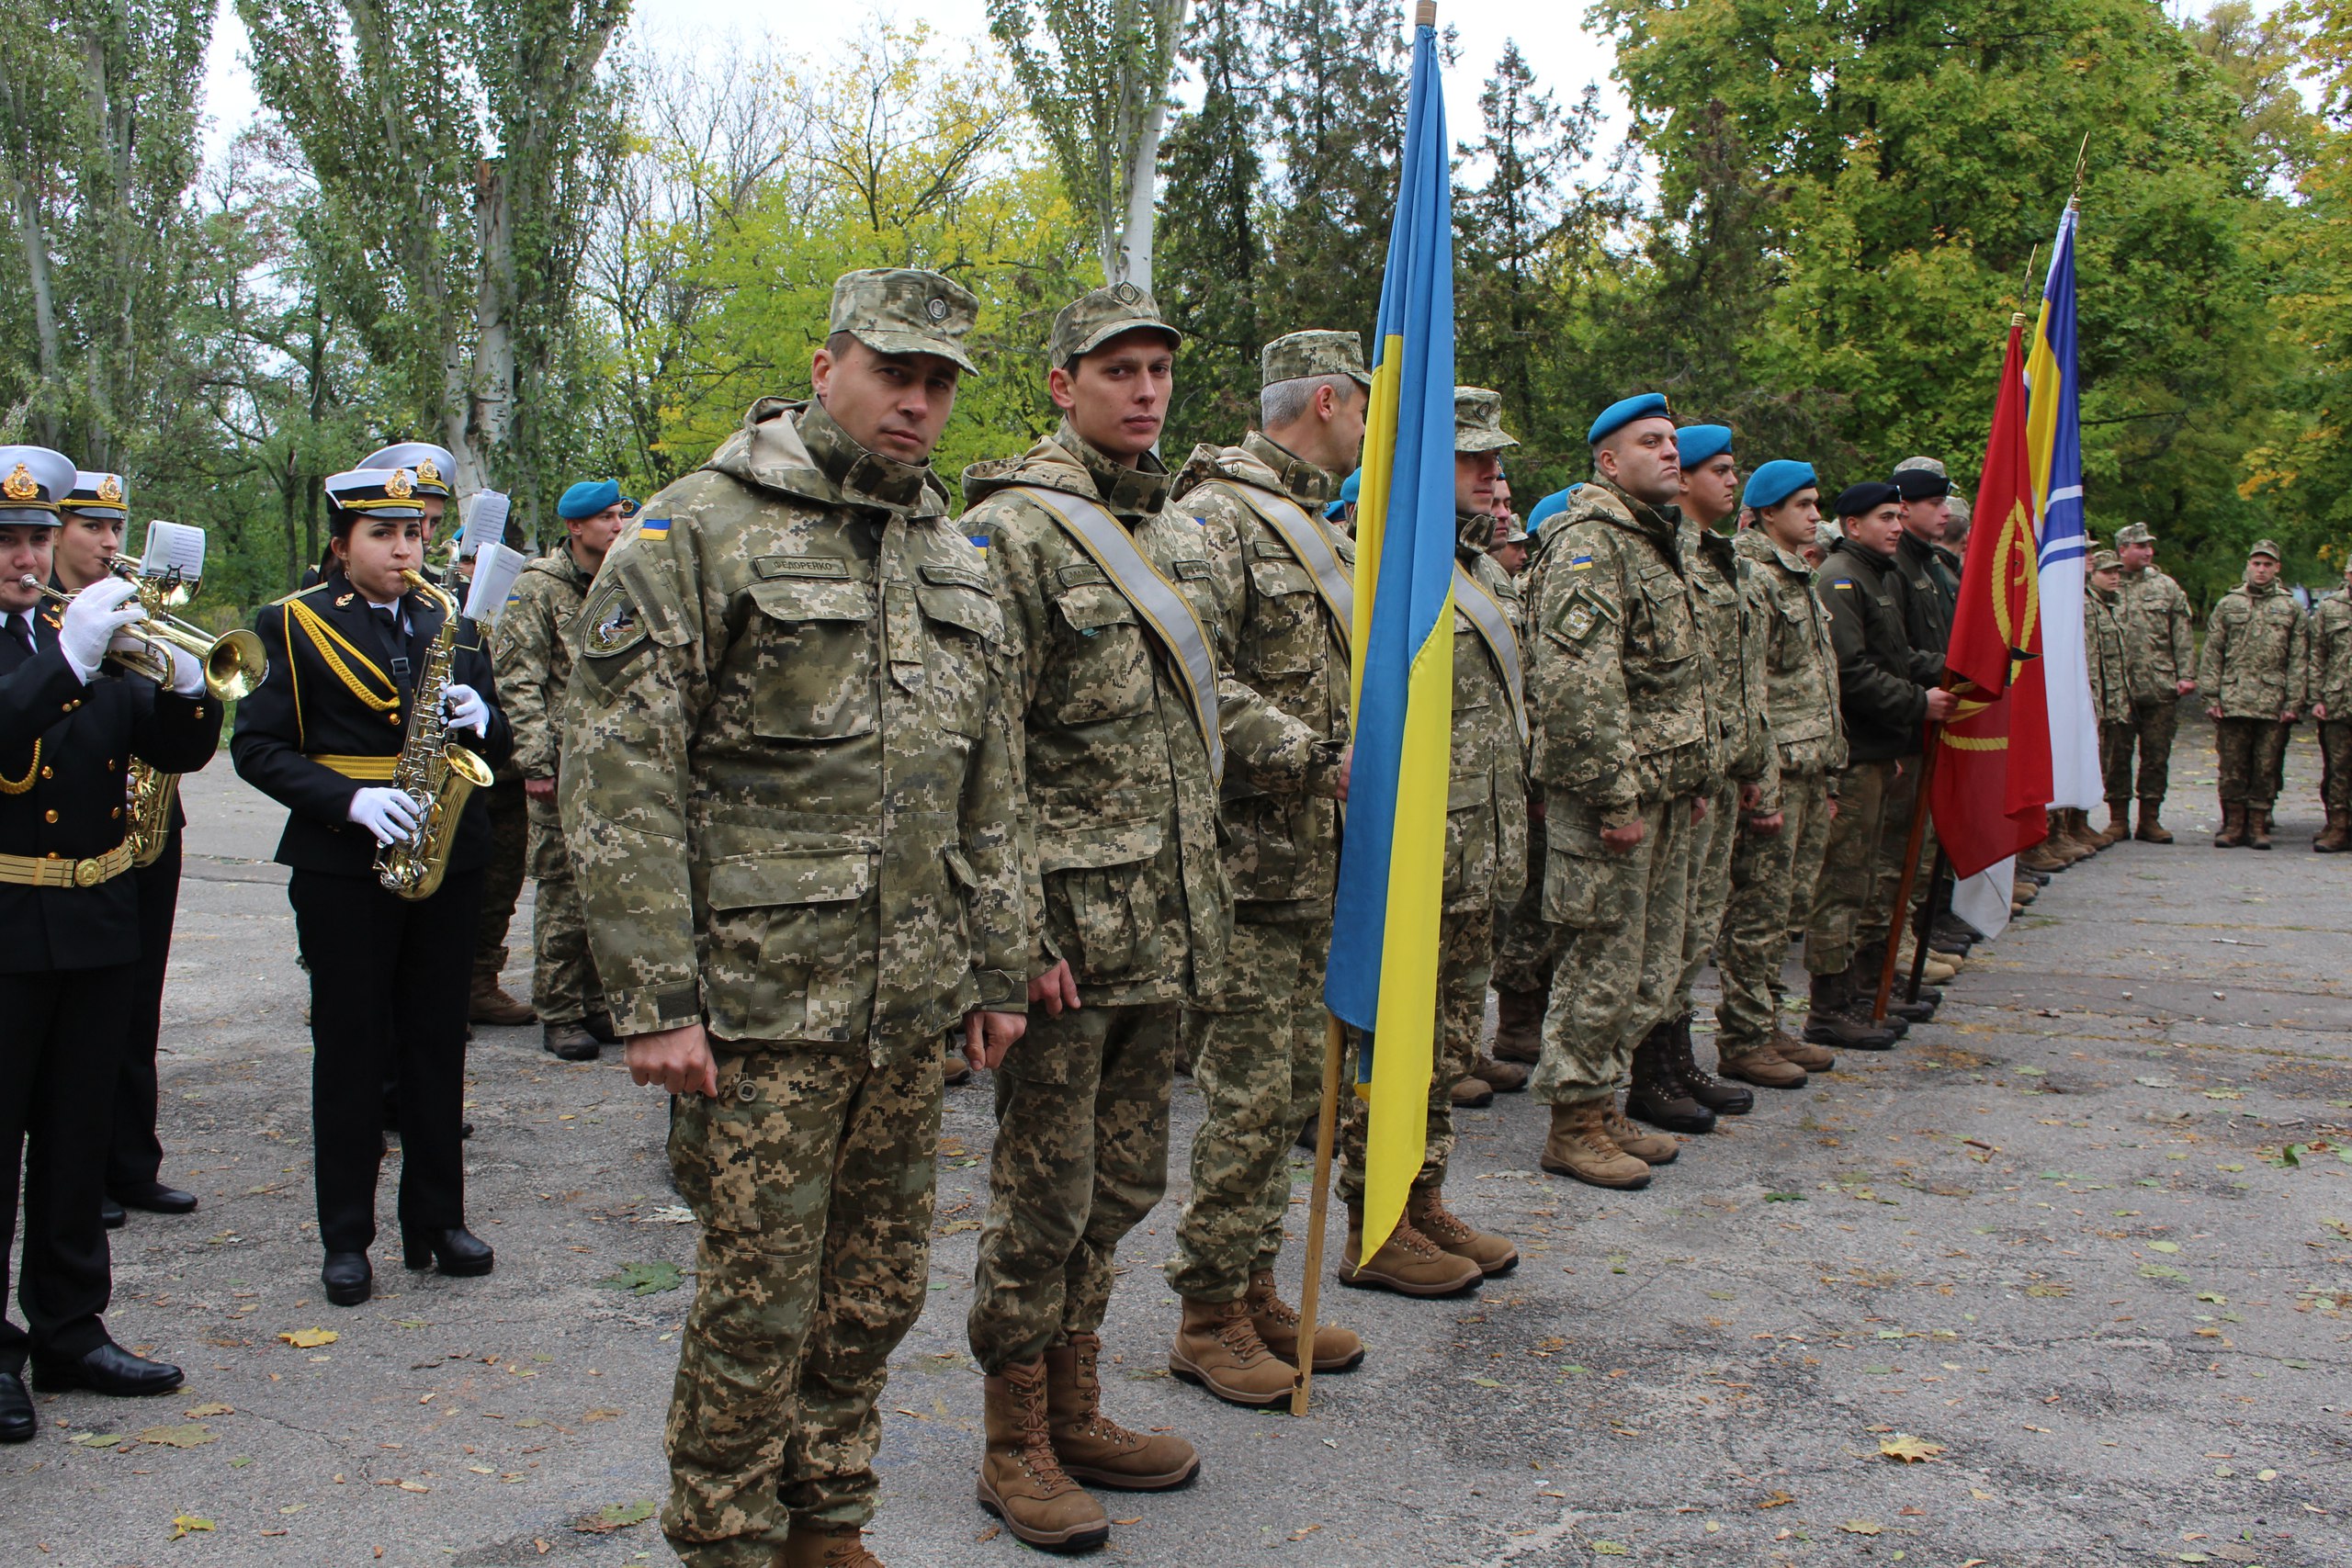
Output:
(582, 1011), (620, 1045)
(403, 1226), (493, 1277)
(114, 1182), (198, 1215)
(30, 1342), (183, 1397)
(100, 1196), (125, 1229)
(0, 1371), (34, 1442)
(322, 1252), (373, 1307)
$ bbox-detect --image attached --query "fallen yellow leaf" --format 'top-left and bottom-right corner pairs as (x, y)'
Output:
(184, 1402), (233, 1418)
(1880, 1433), (1947, 1463)
(278, 1327), (337, 1349)
(170, 1516), (216, 1540)
(1841, 1519), (1883, 1535)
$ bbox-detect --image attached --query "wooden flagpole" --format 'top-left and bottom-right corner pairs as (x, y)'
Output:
(1872, 719), (1943, 1022)
(1290, 1015), (1346, 1416)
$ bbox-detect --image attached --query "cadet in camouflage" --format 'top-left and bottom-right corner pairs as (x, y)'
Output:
(557, 267), (1028, 1568)
(1162, 329), (1368, 1405)
(2200, 539), (2308, 848)
(2110, 522), (2199, 840)
(2312, 560), (2352, 852)
(2086, 552), (2134, 811)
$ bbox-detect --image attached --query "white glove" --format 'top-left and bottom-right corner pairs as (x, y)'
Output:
(60, 577), (145, 682)
(347, 786), (424, 847)
(442, 682), (490, 737)
(158, 640), (205, 695)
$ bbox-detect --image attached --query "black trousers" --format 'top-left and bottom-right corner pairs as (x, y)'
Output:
(288, 866), (483, 1256)
(107, 826), (181, 1195)
(0, 962), (136, 1373)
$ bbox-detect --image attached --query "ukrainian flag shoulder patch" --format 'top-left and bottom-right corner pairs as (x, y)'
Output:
(637, 516), (671, 540)
(1568, 552), (1594, 571)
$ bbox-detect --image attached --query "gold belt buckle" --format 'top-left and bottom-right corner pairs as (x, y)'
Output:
(73, 856), (106, 888)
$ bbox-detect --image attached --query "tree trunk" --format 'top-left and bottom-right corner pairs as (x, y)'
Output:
(1113, 89), (1170, 290)
(2, 162), (63, 447)
(471, 154), (515, 492)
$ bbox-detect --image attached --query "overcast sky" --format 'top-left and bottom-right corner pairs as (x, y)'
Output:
(198, 0), (1628, 173)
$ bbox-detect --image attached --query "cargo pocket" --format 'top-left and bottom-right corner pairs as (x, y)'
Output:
(1442, 769), (1495, 907)
(1039, 818), (1164, 980)
(703, 848), (874, 1043)
(745, 576), (879, 740)
(916, 565), (1002, 741)
(1048, 581), (1153, 726)
(1541, 814), (1610, 930)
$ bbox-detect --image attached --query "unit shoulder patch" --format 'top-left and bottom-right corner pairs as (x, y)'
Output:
(580, 579), (648, 659)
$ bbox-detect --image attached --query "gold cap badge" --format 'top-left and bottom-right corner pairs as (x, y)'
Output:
(386, 468), (415, 499)
(3, 464), (35, 502)
(414, 458), (442, 486)
(96, 473), (123, 504)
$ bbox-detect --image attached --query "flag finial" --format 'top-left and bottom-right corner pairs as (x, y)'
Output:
(1416, 1), (1436, 26)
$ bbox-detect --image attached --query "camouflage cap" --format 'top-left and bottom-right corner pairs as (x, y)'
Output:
(2114, 521), (2155, 547)
(1892, 455), (1949, 479)
(2248, 538), (2281, 561)
(1261, 330), (1371, 389)
(1454, 387), (1520, 454)
(1049, 281), (1182, 366)
(1491, 513), (1528, 546)
(2089, 548), (2121, 571)
(830, 267), (980, 374)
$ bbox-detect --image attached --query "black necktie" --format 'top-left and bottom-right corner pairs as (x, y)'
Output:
(6, 615), (31, 657)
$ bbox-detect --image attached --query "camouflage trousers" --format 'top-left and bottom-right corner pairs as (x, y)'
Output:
(1671, 780), (1741, 1013)
(1532, 794), (1694, 1107)
(2214, 717), (2290, 808)
(1336, 904), (1489, 1203)
(1490, 819), (1559, 998)
(662, 1040), (941, 1562)
(1804, 757), (1909, 976)
(1168, 912), (1329, 1301)
(526, 795), (605, 1025)
(1716, 769), (1834, 1054)
(969, 1001), (1178, 1372)
(2321, 719), (2352, 815)
(2102, 696), (2181, 805)
(471, 774), (530, 983)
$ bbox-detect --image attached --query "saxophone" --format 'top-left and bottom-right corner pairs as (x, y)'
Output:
(126, 763), (181, 868)
(375, 570), (494, 901)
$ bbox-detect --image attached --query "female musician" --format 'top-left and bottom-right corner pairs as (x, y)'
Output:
(231, 466), (511, 1307)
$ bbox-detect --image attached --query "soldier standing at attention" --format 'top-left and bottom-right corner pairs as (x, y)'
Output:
(2110, 522), (2199, 843)
(1162, 330), (1370, 1405)
(559, 271), (1029, 1568)
(2311, 560), (2352, 853)
(1713, 461), (1844, 1082)
(1524, 394), (1712, 1190)
(1331, 389), (1526, 1280)
(2087, 550), (2135, 825)
(1802, 483), (1954, 1047)
(1640, 423), (1776, 1128)
(494, 479), (627, 1061)
(2200, 539), (2308, 851)
(959, 286), (1342, 1551)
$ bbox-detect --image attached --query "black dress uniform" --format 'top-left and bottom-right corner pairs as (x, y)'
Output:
(230, 553), (511, 1294)
(0, 447), (222, 1427)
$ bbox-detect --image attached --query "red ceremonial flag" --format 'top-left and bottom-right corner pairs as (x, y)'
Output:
(1930, 316), (2053, 879)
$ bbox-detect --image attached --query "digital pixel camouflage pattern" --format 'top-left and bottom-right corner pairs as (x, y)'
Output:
(2313, 587), (2352, 818)
(470, 777), (528, 986)
(1672, 524), (1772, 1012)
(1337, 907), (1489, 1201)
(1804, 758), (1897, 976)
(526, 795), (604, 1023)
(1734, 528), (1846, 778)
(1447, 513), (1530, 918)
(2109, 556), (2198, 806)
(2200, 570), (2307, 812)
(2087, 578), (2134, 806)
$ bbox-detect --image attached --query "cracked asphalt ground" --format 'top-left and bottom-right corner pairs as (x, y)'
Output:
(6, 715), (2349, 1567)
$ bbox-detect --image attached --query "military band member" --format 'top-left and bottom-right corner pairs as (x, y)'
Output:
(2312, 560), (2352, 853)
(232, 464), (511, 1309)
(2200, 539), (2307, 850)
(961, 286), (1341, 1551)
(2110, 521), (2199, 842)
(494, 479), (625, 1059)
(1162, 330), (1368, 1406)
(0, 445), (221, 1441)
(560, 271), (1027, 1568)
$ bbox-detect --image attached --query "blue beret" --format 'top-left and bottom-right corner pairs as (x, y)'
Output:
(558, 479), (621, 520)
(1677, 424), (1733, 467)
(1588, 393), (1672, 446)
(1743, 460), (1817, 512)
(1531, 485), (1587, 540)
(1325, 468), (1362, 522)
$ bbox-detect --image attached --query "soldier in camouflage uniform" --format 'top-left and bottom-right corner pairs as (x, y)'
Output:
(2086, 551), (2134, 830)
(493, 479), (625, 1060)
(1714, 461), (1844, 1082)
(2110, 521), (2199, 842)
(1161, 329), (1370, 1404)
(960, 286), (1344, 1551)
(1331, 388), (1526, 1284)
(2311, 561), (2352, 852)
(1523, 394), (1713, 1190)
(1643, 423), (1780, 1127)
(2200, 539), (2308, 850)
(557, 269), (1029, 1568)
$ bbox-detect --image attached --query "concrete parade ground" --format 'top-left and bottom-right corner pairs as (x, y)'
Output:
(5, 718), (2350, 1568)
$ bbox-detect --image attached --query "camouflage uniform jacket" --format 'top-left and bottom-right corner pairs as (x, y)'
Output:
(1446, 512), (1530, 914)
(2086, 585), (2132, 724)
(1815, 537), (1941, 762)
(2116, 564), (2197, 701)
(1526, 479), (1715, 829)
(1687, 523), (1779, 811)
(2312, 588), (2352, 715)
(1734, 527), (1846, 777)
(556, 398), (1027, 1057)
(1171, 430), (1352, 917)
(962, 421), (1341, 1009)
(492, 545), (595, 781)
(2198, 577), (2309, 718)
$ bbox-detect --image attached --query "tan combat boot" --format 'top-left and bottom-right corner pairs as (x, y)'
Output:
(1170, 1296), (1295, 1408)
(1339, 1202), (1482, 1295)
(2247, 805), (2274, 850)
(784, 1525), (888, 1568)
(1769, 1029), (1835, 1072)
(2098, 801), (2131, 845)
(1492, 985), (1546, 1065)
(940, 1037), (973, 1087)
(2046, 820), (2089, 864)
(1450, 1074), (1495, 1109)
(2018, 837), (2068, 873)
(1468, 1054), (1530, 1093)
(1408, 1186), (1519, 1275)
(1539, 1100), (1653, 1190)
(1718, 1040), (1807, 1089)
(978, 1359), (1111, 1551)
(1603, 1102), (1682, 1165)
(2213, 801), (2245, 848)
(2065, 807), (2107, 855)
(1802, 972), (1897, 1051)
(469, 957), (536, 1026)
(2315, 807), (2351, 852)
(1044, 1335), (1199, 1492)
(2135, 798), (2174, 843)
(1246, 1270), (1363, 1372)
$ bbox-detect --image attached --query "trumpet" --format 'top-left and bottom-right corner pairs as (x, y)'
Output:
(20, 564), (268, 703)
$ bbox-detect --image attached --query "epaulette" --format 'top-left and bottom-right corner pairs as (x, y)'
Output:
(267, 580), (334, 608)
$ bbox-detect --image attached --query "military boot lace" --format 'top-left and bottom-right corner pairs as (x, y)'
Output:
(1004, 1363), (1084, 1497)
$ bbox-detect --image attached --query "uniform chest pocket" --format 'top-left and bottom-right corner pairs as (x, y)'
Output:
(915, 566), (1001, 739)
(1772, 598), (1817, 672)
(744, 577), (879, 742)
(1048, 580), (1154, 726)
(1630, 569), (1697, 665)
(1244, 551), (1324, 677)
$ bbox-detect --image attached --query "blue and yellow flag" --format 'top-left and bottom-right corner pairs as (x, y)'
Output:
(2023, 202), (2102, 813)
(1324, 11), (1456, 1258)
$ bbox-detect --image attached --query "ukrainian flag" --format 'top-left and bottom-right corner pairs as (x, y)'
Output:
(1324, 7), (1456, 1258)
(2023, 202), (2102, 813)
